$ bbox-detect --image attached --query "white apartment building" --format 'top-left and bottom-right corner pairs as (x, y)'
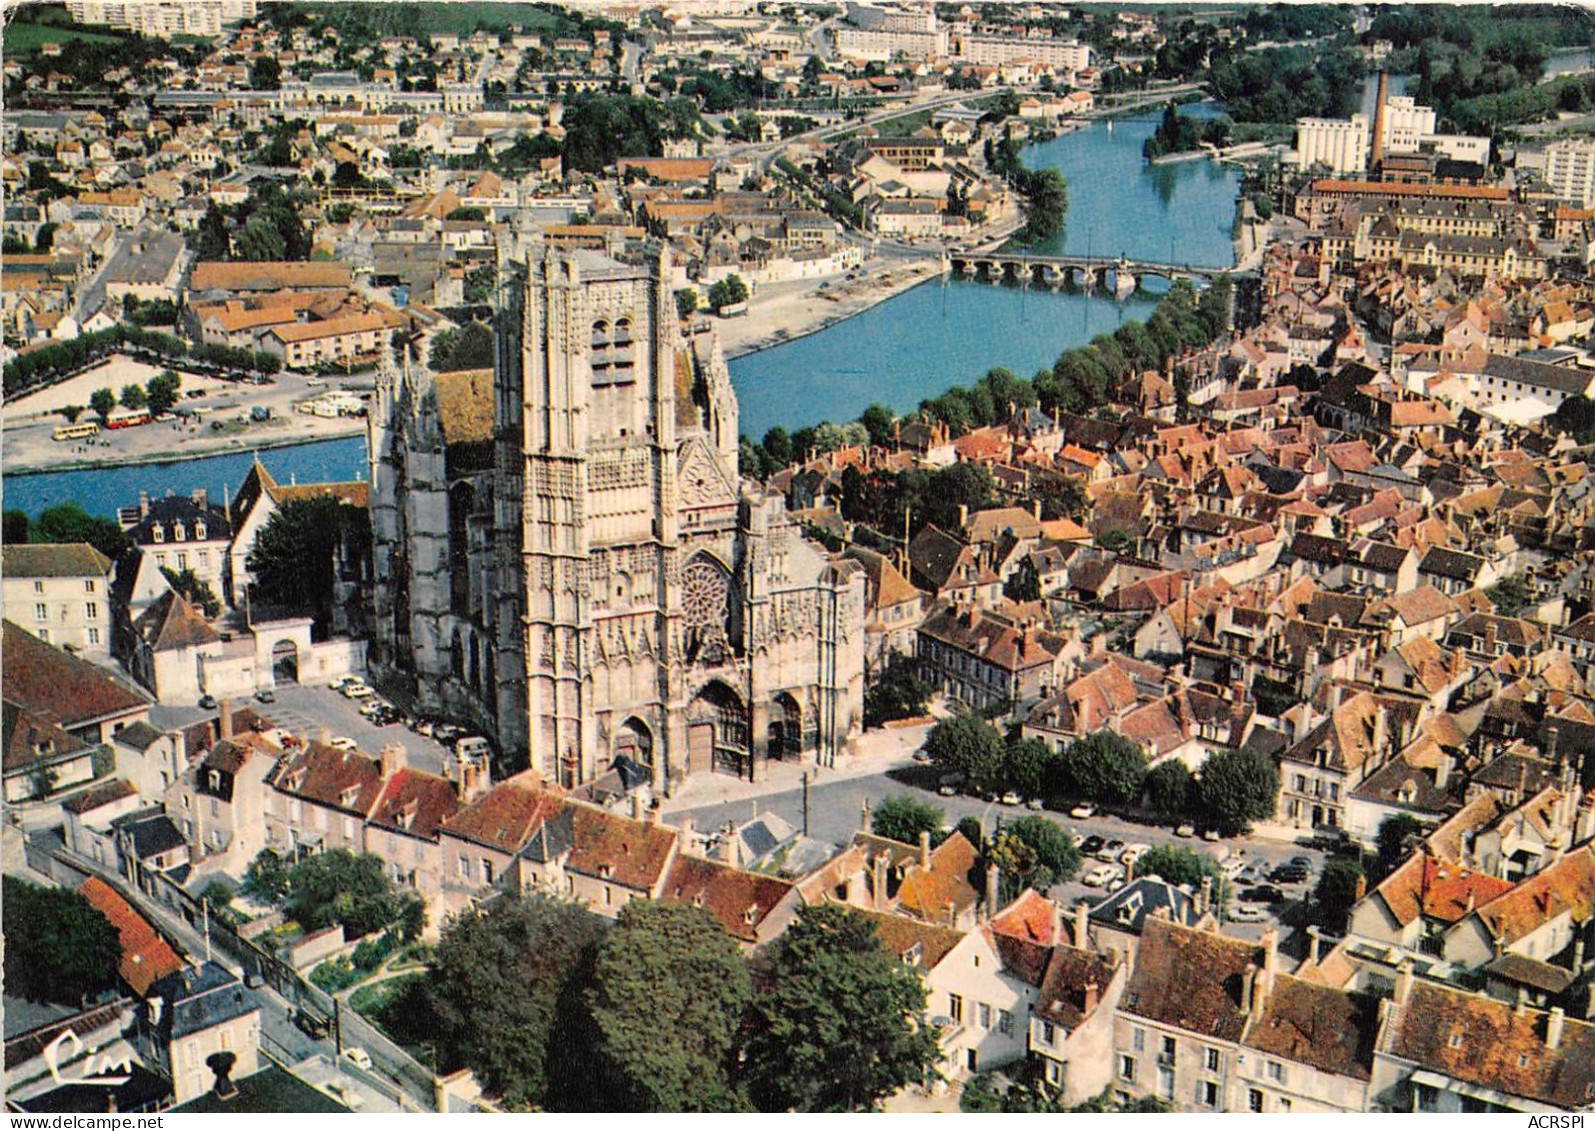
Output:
(834, 1), (945, 59)
(2, 543), (114, 660)
(1295, 115), (1370, 174)
(1545, 139), (1595, 208)
(955, 34), (1091, 73)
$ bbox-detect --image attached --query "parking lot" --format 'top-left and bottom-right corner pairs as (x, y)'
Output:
(261, 681), (454, 776)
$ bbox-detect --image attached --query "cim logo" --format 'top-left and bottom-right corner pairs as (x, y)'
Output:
(42, 1027), (132, 1088)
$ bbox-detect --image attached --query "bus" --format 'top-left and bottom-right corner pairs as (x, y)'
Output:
(52, 421), (101, 442)
(105, 407), (152, 429)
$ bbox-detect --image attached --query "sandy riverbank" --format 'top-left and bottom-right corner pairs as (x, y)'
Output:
(716, 254), (946, 360)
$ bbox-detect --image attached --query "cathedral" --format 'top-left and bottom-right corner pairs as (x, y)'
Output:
(369, 235), (865, 791)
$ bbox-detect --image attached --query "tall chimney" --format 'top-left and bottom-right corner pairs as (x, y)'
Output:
(379, 742), (407, 778)
(872, 852), (888, 911)
(630, 793), (644, 820)
(1547, 1007), (1566, 1051)
(1050, 899), (1063, 945)
(1241, 962), (1256, 1014)
(985, 862), (1000, 919)
(678, 814), (695, 854)
(1083, 979), (1100, 1015)
(644, 798), (660, 827)
(1369, 70), (1388, 173)
(1307, 925), (1322, 966)
(918, 829), (932, 869)
(1394, 960), (1414, 1005)
(139, 490), (150, 518)
(218, 698), (233, 740)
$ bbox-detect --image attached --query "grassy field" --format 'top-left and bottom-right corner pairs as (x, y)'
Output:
(299, 2), (577, 37)
(2, 19), (123, 54)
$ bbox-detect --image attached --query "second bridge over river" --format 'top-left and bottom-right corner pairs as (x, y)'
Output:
(945, 251), (1243, 296)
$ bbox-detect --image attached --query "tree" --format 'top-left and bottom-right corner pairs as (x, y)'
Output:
(1136, 845), (1221, 890)
(1487, 572), (1531, 617)
(871, 795), (943, 845)
(1145, 759), (1192, 819)
(427, 894), (605, 1109)
(119, 383), (148, 410)
(860, 403), (896, 448)
(674, 288), (699, 321)
(745, 904), (941, 1112)
(32, 503), (131, 562)
(1311, 857), (1365, 931)
(445, 206), (487, 222)
(1005, 815), (1081, 883)
(1061, 731), (1146, 807)
(2, 876), (121, 1005)
(586, 902), (751, 1111)
(924, 712), (1005, 788)
(1001, 736), (1055, 799)
(146, 370), (182, 416)
(1194, 747), (1280, 835)
(246, 495), (354, 628)
(761, 426), (794, 468)
(90, 386), (116, 421)
(3, 510), (30, 544)
(863, 652), (931, 728)
(59, 403), (85, 424)
(285, 850), (415, 939)
(331, 161), (365, 188)
(162, 567), (221, 617)
(428, 322), (495, 371)
(1377, 813), (1424, 871)
(708, 274), (749, 312)
(250, 54), (282, 89)
(235, 214), (286, 261)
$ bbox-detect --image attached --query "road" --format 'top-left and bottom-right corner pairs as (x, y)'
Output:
(257, 682), (458, 776)
(673, 764), (1338, 961)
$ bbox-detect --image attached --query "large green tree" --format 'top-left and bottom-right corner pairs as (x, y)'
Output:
(1060, 731), (1147, 807)
(1002, 737), (1056, 799)
(1194, 747), (1280, 835)
(1377, 813), (1424, 871)
(31, 502), (131, 562)
(427, 894), (605, 1109)
(245, 494), (363, 630)
(924, 712), (1005, 788)
(586, 902), (751, 1111)
(284, 850), (418, 940)
(428, 322), (495, 371)
(745, 904), (941, 1112)
(1311, 857), (1366, 931)
(863, 652), (931, 728)
(1145, 759), (1192, 819)
(3, 877), (121, 1005)
(871, 795), (944, 845)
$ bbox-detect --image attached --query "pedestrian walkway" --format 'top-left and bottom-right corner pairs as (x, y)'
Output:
(661, 721), (931, 815)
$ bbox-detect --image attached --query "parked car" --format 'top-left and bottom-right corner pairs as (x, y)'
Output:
(1175, 823), (1196, 837)
(1202, 829), (1221, 842)
(938, 773), (965, 797)
(254, 688), (277, 704)
(1000, 790), (1023, 806)
(1082, 863), (1124, 888)
(1097, 838), (1125, 862)
(1229, 903), (1269, 922)
(328, 675), (357, 691)
(198, 694), (218, 709)
(328, 737), (358, 752)
(1240, 884), (1286, 904)
(1025, 797), (1045, 811)
(1237, 864), (1267, 886)
(293, 1009), (330, 1039)
(1269, 864), (1311, 885)
(1070, 804), (1096, 819)
(1080, 835), (1106, 857)
(341, 682), (375, 699)
(1119, 843), (1151, 867)
(911, 748), (931, 763)
(1221, 856), (1249, 879)
(342, 1047), (372, 1072)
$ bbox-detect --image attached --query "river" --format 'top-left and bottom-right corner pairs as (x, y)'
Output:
(6, 104), (1243, 515)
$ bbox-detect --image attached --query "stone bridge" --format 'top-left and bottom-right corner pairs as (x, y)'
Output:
(944, 252), (1238, 295)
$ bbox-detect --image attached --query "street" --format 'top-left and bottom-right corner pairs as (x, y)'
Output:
(254, 682), (458, 776)
(672, 761), (1336, 962)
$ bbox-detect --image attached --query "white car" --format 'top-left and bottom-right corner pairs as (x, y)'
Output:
(1229, 904), (1268, 922)
(1070, 804), (1095, 819)
(1119, 843), (1151, 867)
(341, 682), (375, 699)
(1000, 790), (1023, 806)
(327, 737), (358, 752)
(359, 698), (390, 717)
(1082, 863), (1124, 888)
(342, 1047), (372, 1071)
(1221, 856), (1249, 879)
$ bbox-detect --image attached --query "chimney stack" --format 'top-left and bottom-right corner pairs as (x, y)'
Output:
(716, 822), (738, 866)
(192, 487), (208, 510)
(630, 793), (644, 820)
(1084, 979), (1100, 1015)
(872, 852), (888, 911)
(1370, 70), (1389, 173)
(919, 829), (932, 869)
(645, 798), (660, 827)
(379, 742), (407, 778)
(1261, 926), (1278, 973)
(1074, 900), (1090, 948)
(985, 862), (1000, 919)
(1394, 960), (1414, 1005)
(1307, 925), (1322, 966)
(1547, 1007), (1566, 1051)
(139, 490), (150, 518)
(218, 698), (233, 740)
(1241, 962), (1256, 1014)
(1050, 899), (1063, 945)
(678, 814), (695, 853)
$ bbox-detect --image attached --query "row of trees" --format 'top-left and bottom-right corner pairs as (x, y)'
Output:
(70, 369), (182, 424)
(375, 895), (940, 1111)
(3, 502), (133, 564)
(923, 714), (1280, 835)
(986, 135), (1069, 243)
(3, 325), (277, 400)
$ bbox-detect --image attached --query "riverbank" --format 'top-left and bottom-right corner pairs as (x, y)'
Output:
(717, 253), (946, 360)
(4, 352), (372, 475)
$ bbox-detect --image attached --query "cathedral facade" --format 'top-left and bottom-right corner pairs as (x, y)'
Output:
(370, 237), (865, 791)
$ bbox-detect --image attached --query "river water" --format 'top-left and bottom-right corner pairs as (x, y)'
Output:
(6, 104), (1243, 515)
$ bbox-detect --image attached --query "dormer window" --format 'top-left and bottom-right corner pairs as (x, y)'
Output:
(340, 786), (359, 807)
(903, 942), (923, 967)
(152, 525), (165, 543)
(173, 522), (185, 541)
(743, 904), (759, 926)
(207, 770), (221, 791)
(195, 521), (207, 540)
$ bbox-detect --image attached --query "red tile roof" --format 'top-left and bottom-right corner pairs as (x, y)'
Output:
(563, 805), (678, 891)
(2, 621), (149, 728)
(660, 855), (794, 943)
(78, 877), (184, 997)
(368, 767), (460, 840)
(1121, 917), (1261, 1043)
(268, 742), (383, 816)
(440, 775), (563, 853)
